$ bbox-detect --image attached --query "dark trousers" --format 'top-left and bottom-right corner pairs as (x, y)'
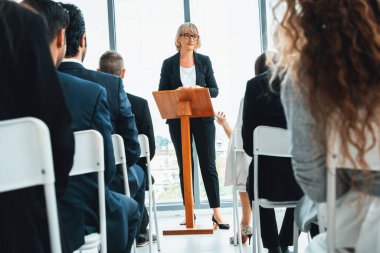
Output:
(260, 207), (295, 248)
(245, 153), (302, 249)
(110, 164), (146, 240)
(168, 118), (220, 208)
(139, 207), (149, 234)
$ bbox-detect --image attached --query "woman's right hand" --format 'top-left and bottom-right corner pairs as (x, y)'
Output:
(215, 111), (227, 126)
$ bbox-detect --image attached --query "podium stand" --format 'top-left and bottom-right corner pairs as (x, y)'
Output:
(153, 88), (214, 235)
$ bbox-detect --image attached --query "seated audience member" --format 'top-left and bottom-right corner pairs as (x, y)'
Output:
(0, 1), (74, 252)
(242, 52), (303, 253)
(215, 107), (252, 245)
(58, 2), (146, 247)
(98, 50), (157, 247)
(276, 0), (380, 252)
(22, 1), (141, 252)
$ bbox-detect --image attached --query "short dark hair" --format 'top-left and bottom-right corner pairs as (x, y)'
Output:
(99, 51), (124, 76)
(60, 3), (85, 57)
(254, 51), (278, 76)
(23, 0), (69, 43)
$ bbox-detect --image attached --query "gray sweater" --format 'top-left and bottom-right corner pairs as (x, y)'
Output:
(281, 75), (380, 203)
(280, 76), (327, 202)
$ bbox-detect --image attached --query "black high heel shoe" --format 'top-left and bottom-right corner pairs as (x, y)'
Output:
(212, 215), (230, 230)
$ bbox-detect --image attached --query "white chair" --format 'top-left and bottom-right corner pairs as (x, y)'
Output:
(0, 117), (62, 253)
(111, 134), (131, 197)
(231, 128), (244, 253)
(317, 130), (380, 252)
(111, 134), (136, 253)
(138, 134), (161, 253)
(71, 130), (107, 253)
(252, 126), (299, 253)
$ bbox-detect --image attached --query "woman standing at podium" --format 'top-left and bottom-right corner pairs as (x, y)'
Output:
(159, 22), (229, 229)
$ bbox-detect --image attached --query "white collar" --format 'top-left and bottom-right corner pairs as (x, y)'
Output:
(62, 58), (83, 65)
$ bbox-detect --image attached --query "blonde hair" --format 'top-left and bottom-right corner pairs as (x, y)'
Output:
(175, 22), (201, 51)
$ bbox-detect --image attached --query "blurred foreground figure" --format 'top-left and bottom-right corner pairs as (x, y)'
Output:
(0, 1), (74, 252)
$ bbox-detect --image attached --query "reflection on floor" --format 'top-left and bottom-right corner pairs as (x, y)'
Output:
(137, 208), (309, 253)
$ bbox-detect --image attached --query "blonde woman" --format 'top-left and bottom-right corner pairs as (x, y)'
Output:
(159, 22), (229, 229)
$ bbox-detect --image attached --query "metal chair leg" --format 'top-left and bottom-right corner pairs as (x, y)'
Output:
(153, 191), (161, 251)
(293, 221), (299, 253)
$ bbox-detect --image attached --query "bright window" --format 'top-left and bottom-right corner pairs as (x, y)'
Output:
(190, 0), (261, 202)
(266, 0), (286, 51)
(114, 0), (185, 204)
(69, 0), (110, 70)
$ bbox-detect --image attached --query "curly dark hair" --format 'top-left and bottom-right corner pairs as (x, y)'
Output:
(274, 0), (380, 172)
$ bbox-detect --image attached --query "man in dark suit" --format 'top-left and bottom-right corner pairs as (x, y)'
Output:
(0, 2), (74, 252)
(57, 2), (146, 246)
(22, 1), (141, 252)
(242, 53), (303, 253)
(98, 50), (157, 247)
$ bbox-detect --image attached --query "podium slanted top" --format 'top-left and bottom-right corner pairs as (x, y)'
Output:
(153, 88), (214, 120)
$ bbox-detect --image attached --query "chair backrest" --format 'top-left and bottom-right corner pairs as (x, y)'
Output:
(253, 126), (291, 158)
(111, 134), (130, 196)
(112, 134), (126, 166)
(138, 134), (150, 159)
(71, 130), (107, 253)
(0, 117), (62, 253)
(138, 134), (153, 189)
(0, 117), (55, 191)
(325, 127), (380, 252)
(70, 130), (104, 176)
(253, 126), (292, 204)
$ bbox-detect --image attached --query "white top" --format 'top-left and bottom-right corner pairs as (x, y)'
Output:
(224, 98), (251, 191)
(180, 65), (196, 88)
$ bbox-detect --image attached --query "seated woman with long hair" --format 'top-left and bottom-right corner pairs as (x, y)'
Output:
(275, 0), (380, 252)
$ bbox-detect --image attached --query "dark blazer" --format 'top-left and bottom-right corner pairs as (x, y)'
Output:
(127, 93), (155, 160)
(159, 52), (218, 97)
(0, 6), (74, 253)
(58, 61), (140, 166)
(159, 52), (219, 123)
(127, 93), (156, 186)
(242, 71), (302, 201)
(57, 72), (133, 252)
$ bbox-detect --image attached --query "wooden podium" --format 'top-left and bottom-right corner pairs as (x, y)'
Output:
(153, 88), (214, 235)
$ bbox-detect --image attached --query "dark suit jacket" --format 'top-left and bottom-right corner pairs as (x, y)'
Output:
(127, 93), (156, 186)
(58, 61), (140, 166)
(127, 93), (155, 160)
(242, 71), (302, 201)
(57, 72), (132, 252)
(159, 52), (218, 123)
(0, 6), (74, 253)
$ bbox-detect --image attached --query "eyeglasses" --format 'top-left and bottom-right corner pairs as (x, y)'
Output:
(180, 33), (200, 41)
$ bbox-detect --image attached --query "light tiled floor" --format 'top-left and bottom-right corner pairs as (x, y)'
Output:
(136, 208), (309, 253)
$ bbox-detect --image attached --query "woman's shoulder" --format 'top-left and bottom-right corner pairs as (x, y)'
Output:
(194, 52), (210, 61)
(163, 52), (180, 63)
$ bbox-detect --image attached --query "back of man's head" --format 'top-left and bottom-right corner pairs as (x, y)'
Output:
(60, 3), (85, 57)
(99, 51), (124, 77)
(22, 0), (68, 43)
